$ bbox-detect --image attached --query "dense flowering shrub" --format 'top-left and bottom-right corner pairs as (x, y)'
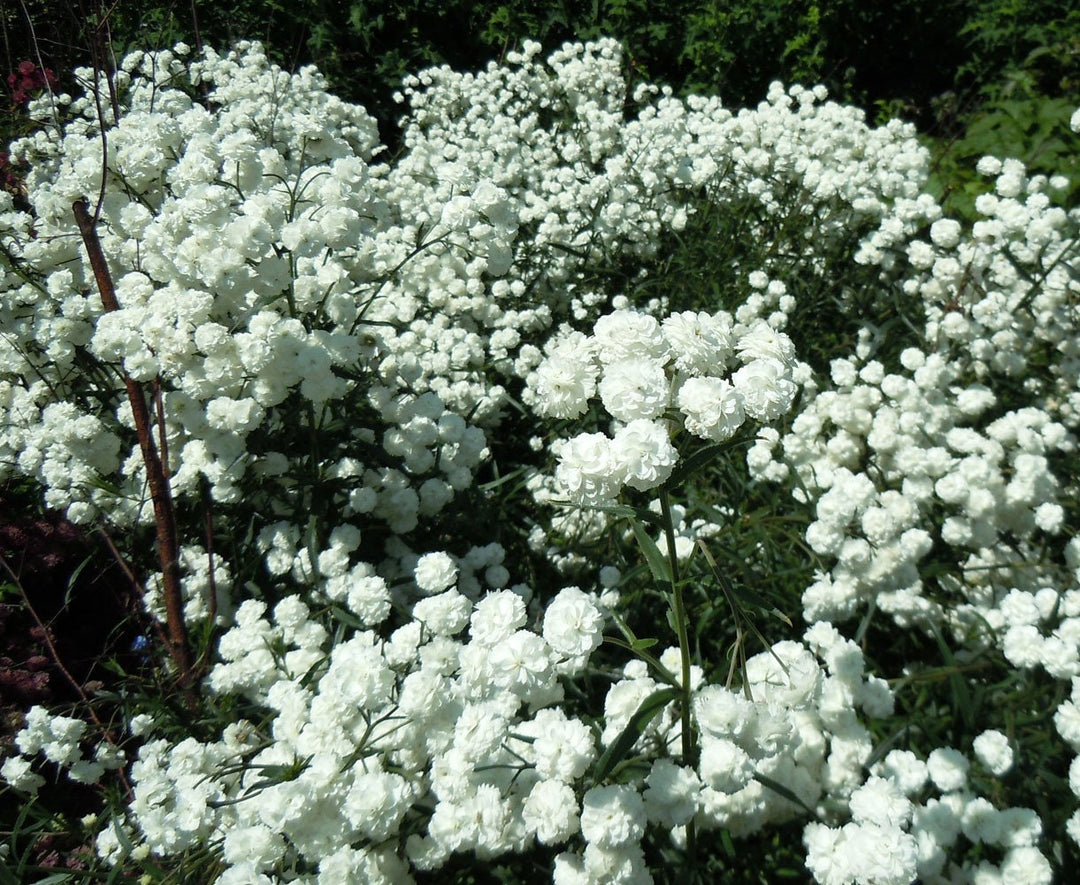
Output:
(1, 36), (1078, 885)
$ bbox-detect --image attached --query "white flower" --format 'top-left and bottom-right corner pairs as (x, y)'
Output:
(470, 589), (527, 646)
(28, 712), (86, 765)
(929, 218), (962, 249)
(487, 630), (553, 696)
(583, 841), (649, 882)
(677, 376), (745, 441)
(530, 710), (596, 781)
(610, 418), (678, 491)
(806, 819), (918, 885)
(699, 736), (754, 792)
(524, 780), (580, 844)
(593, 310), (670, 365)
(579, 784), (647, 848)
(643, 759), (701, 827)
(414, 551), (459, 594)
(532, 352), (597, 419)
(68, 759), (106, 784)
(732, 358), (797, 422)
(1034, 501), (1064, 533)
(876, 750), (928, 796)
(222, 825), (286, 869)
(543, 586), (605, 658)
(554, 432), (626, 505)
(972, 729), (1014, 776)
(803, 821), (848, 885)
(343, 770), (415, 841)
(844, 822), (918, 885)
(962, 796), (1003, 844)
(694, 685), (755, 741)
(744, 640), (822, 709)
(736, 320), (795, 365)
(453, 701), (509, 759)
(598, 358), (670, 421)
(553, 852), (589, 884)
(1, 756), (45, 794)
(205, 395), (264, 433)
(662, 310), (734, 376)
(927, 747), (969, 792)
(850, 776), (912, 828)
(603, 673), (662, 743)
(413, 589), (471, 636)
(1000, 845), (1052, 884)
(344, 571), (392, 626)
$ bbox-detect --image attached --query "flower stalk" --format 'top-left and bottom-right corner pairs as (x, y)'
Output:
(659, 486), (698, 866)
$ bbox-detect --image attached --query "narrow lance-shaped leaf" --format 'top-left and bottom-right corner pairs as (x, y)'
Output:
(929, 620), (975, 732)
(698, 539), (792, 627)
(631, 519), (673, 585)
(592, 688), (680, 783)
(666, 439), (744, 489)
(754, 772), (815, 814)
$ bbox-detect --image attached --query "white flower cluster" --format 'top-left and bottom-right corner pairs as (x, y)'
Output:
(525, 309), (798, 507)
(2, 705), (125, 792)
(76, 577), (897, 883)
(747, 148), (1079, 637)
(0, 31), (931, 538)
(902, 158), (1079, 411)
(805, 756), (1051, 885)
(751, 345), (1072, 630)
(3, 30), (1077, 885)
(742, 105), (1080, 882)
(385, 37), (929, 393)
(1, 42), (493, 532)
(96, 579), (603, 878)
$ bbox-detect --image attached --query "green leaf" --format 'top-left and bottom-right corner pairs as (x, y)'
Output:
(592, 688), (679, 782)
(754, 772), (814, 813)
(610, 611), (641, 647)
(720, 828), (736, 857)
(64, 553), (95, 607)
(698, 539), (791, 624)
(604, 634), (678, 686)
(666, 439), (739, 488)
(929, 621), (975, 732)
(631, 519), (673, 585)
(84, 473), (125, 497)
(629, 505), (667, 530)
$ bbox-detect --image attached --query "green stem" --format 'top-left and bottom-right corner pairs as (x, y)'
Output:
(659, 487), (698, 870)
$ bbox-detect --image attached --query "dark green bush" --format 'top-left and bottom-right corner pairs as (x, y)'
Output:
(4, 0), (1078, 156)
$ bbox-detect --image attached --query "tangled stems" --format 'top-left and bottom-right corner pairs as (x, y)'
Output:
(72, 198), (198, 708)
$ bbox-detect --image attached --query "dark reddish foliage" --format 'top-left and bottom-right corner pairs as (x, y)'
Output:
(0, 490), (141, 740)
(7, 59), (57, 104)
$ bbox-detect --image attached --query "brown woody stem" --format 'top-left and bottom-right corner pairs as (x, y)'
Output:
(72, 198), (198, 708)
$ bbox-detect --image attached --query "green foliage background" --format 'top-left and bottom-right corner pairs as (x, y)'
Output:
(3, 0), (1079, 156)
(4, 0), (1078, 219)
